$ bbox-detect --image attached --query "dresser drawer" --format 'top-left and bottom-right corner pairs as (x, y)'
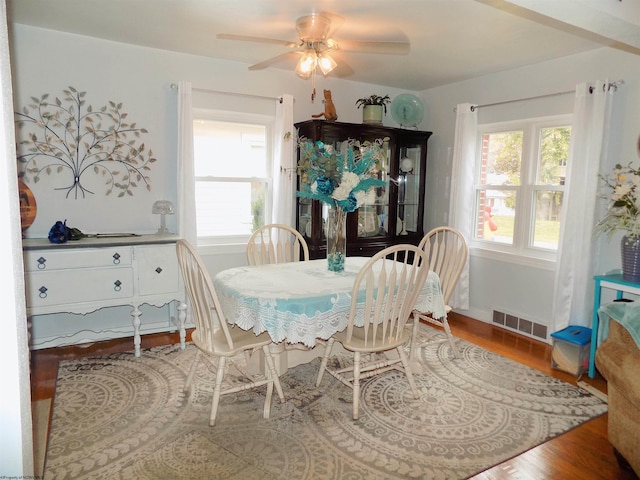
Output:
(25, 267), (135, 308)
(23, 247), (133, 272)
(136, 245), (181, 296)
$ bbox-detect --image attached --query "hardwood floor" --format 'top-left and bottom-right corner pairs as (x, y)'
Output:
(30, 314), (637, 479)
(448, 313), (637, 480)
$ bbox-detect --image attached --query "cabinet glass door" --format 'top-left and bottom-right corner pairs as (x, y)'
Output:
(298, 197), (313, 238)
(397, 141), (422, 236)
(357, 137), (390, 239)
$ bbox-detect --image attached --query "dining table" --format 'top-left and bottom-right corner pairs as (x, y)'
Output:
(213, 257), (446, 364)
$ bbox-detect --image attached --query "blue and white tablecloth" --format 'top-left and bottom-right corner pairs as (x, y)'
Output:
(213, 257), (445, 347)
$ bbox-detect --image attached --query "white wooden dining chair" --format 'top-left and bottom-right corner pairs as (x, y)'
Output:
(315, 244), (429, 420)
(176, 239), (285, 426)
(410, 226), (468, 359)
(247, 223), (310, 266)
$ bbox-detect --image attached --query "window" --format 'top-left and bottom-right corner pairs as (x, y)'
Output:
(474, 115), (571, 259)
(193, 112), (272, 243)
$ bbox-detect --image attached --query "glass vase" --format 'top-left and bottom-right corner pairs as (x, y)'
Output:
(327, 208), (347, 272)
(621, 235), (640, 283)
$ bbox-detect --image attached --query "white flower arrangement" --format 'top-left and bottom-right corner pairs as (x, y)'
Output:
(596, 163), (640, 239)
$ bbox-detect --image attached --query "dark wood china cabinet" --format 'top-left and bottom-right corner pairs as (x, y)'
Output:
(295, 120), (432, 259)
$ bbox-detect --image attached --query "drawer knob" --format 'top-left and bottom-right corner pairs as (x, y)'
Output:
(113, 253), (121, 265)
(155, 267), (163, 274)
(37, 257), (47, 269)
(114, 280), (122, 292)
(38, 286), (48, 298)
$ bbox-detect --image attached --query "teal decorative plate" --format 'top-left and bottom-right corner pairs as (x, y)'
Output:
(391, 93), (424, 128)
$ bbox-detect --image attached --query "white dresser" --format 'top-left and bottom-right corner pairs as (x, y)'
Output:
(22, 234), (187, 356)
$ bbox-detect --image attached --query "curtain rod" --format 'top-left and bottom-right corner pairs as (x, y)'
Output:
(471, 90), (574, 111)
(469, 80), (624, 112)
(170, 83), (283, 103)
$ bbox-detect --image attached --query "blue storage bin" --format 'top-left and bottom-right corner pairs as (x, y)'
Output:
(550, 326), (592, 376)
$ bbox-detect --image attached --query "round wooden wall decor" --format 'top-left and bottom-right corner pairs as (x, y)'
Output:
(18, 179), (37, 231)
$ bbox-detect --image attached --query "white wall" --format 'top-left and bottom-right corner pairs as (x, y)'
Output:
(418, 47), (640, 333)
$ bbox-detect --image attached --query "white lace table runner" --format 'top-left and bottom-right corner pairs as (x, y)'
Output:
(214, 257), (445, 347)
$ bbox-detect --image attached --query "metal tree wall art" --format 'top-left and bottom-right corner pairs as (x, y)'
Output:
(15, 86), (156, 199)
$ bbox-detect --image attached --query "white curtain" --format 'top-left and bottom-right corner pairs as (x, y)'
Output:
(271, 94), (295, 226)
(177, 81), (197, 245)
(552, 80), (616, 331)
(448, 103), (477, 310)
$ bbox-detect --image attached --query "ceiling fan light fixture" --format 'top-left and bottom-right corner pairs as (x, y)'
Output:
(220, 11), (412, 91)
(296, 68), (312, 80)
(318, 53), (337, 75)
(295, 50), (317, 78)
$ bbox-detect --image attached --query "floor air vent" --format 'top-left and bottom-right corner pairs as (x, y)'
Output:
(492, 310), (548, 340)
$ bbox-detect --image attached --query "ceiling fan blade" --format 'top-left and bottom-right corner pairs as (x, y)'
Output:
(217, 33), (298, 49)
(328, 59), (355, 78)
(336, 39), (410, 55)
(248, 51), (301, 71)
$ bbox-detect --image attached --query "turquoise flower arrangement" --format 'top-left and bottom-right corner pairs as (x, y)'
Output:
(297, 138), (387, 271)
(296, 139), (387, 212)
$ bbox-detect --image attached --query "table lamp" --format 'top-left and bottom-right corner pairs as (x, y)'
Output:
(152, 200), (174, 234)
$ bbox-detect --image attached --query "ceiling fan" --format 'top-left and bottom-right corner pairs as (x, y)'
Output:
(217, 12), (410, 101)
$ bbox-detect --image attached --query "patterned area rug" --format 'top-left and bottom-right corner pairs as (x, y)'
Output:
(44, 331), (607, 479)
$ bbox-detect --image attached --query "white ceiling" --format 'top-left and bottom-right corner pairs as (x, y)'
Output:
(7, 0), (640, 91)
